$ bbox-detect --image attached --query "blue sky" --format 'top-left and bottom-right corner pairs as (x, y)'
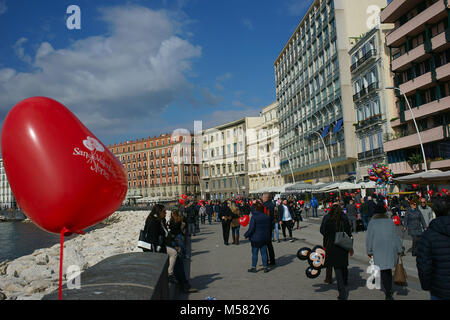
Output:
(0, 0), (387, 146)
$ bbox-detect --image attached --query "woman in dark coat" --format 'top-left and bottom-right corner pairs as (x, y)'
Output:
(244, 201), (272, 273)
(323, 204), (354, 300)
(169, 209), (187, 258)
(403, 200), (427, 256)
(143, 204), (178, 282)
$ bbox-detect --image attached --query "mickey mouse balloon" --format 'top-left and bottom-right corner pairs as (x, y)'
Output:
(306, 266), (321, 279)
(297, 247), (311, 261)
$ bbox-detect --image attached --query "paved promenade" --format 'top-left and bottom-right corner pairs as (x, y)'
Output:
(179, 217), (429, 300)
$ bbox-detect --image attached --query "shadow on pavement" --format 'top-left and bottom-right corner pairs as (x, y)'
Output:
(275, 254), (297, 267)
(347, 266), (368, 292)
(191, 250), (210, 257)
(190, 237), (206, 243)
(178, 273), (223, 298)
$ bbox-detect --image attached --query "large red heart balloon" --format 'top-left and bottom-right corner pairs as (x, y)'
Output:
(239, 215), (250, 227)
(181, 194), (188, 200)
(1, 97), (127, 234)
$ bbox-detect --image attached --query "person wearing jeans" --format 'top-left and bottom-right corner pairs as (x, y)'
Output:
(278, 199), (294, 242)
(251, 245), (268, 270)
(244, 201), (272, 273)
(311, 197), (319, 218)
(272, 222), (280, 242)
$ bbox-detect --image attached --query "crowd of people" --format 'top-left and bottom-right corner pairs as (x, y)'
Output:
(138, 189), (450, 300)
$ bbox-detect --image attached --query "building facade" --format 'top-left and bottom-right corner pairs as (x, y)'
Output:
(108, 134), (200, 203)
(0, 159), (17, 209)
(200, 117), (261, 200)
(248, 102), (284, 193)
(381, 0), (450, 175)
(349, 25), (397, 182)
(275, 0), (389, 183)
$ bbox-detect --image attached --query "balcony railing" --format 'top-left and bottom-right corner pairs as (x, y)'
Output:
(358, 147), (385, 160)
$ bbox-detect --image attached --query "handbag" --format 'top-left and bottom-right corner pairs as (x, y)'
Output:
(334, 221), (353, 251)
(137, 229), (152, 251)
(394, 255), (407, 286)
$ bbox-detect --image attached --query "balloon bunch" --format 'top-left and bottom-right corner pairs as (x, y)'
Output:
(179, 194), (190, 205)
(368, 164), (394, 186)
(297, 246), (326, 279)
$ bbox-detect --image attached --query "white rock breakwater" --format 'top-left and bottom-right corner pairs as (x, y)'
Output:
(0, 211), (150, 300)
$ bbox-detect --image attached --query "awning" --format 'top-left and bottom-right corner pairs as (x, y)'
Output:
(333, 119), (343, 134)
(360, 181), (377, 188)
(395, 170), (450, 185)
(286, 182), (315, 192)
(322, 126), (330, 138)
(315, 182), (362, 192)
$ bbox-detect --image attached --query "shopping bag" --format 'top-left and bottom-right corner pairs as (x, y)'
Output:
(394, 255), (407, 286)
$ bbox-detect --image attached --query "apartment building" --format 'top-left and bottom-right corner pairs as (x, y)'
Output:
(349, 25), (396, 181)
(200, 117), (261, 200)
(0, 159), (17, 209)
(381, 0), (450, 175)
(275, 0), (388, 183)
(108, 134), (200, 203)
(248, 102), (284, 193)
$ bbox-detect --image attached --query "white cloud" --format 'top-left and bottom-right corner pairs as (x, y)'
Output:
(0, 1), (7, 15)
(13, 37), (32, 64)
(0, 5), (202, 138)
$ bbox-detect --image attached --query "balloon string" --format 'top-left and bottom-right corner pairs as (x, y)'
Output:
(59, 227), (69, 300)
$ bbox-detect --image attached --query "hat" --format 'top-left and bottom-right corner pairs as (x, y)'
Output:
(374, 202), (387, 214)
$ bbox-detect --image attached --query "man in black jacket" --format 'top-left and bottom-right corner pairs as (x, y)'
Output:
(184, 201), (196, 236)
(219, 201), (233, 245)
(416, 198), (450, 300)
(263, 193), (277, 266)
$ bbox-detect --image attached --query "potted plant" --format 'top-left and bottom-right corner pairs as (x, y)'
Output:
(408, 153), (424, 171)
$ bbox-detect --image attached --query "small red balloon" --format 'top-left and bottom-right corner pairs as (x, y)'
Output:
(412, 184), (418, 189)
(393, 216), (401, 226)
(355, 203), (361, 209)
(1, 97), (127, 234)
(179, 199), (185, 205)
(239, 215), (250, 227)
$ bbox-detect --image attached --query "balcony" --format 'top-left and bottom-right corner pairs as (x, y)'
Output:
(391, 96), (450, 128)
(357, 148), (385, 161)
(392, 31), (450, 72)
(399, 71), (432, 95)
(368, 82), (379, 94)
(385, 0), (447, 47)
(351, 50), (377, 73)
(384, 126), (445, 153)
(355, 114), (383, 131)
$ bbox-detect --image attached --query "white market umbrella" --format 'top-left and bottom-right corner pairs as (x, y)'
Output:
(395, 170), (450, 185)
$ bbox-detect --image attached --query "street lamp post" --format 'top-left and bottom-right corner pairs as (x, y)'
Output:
(281, 149), (296, 184)
(385, 87), (428, 173)
(308, 113), (335, 183)
(385, 86), (429, 194)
